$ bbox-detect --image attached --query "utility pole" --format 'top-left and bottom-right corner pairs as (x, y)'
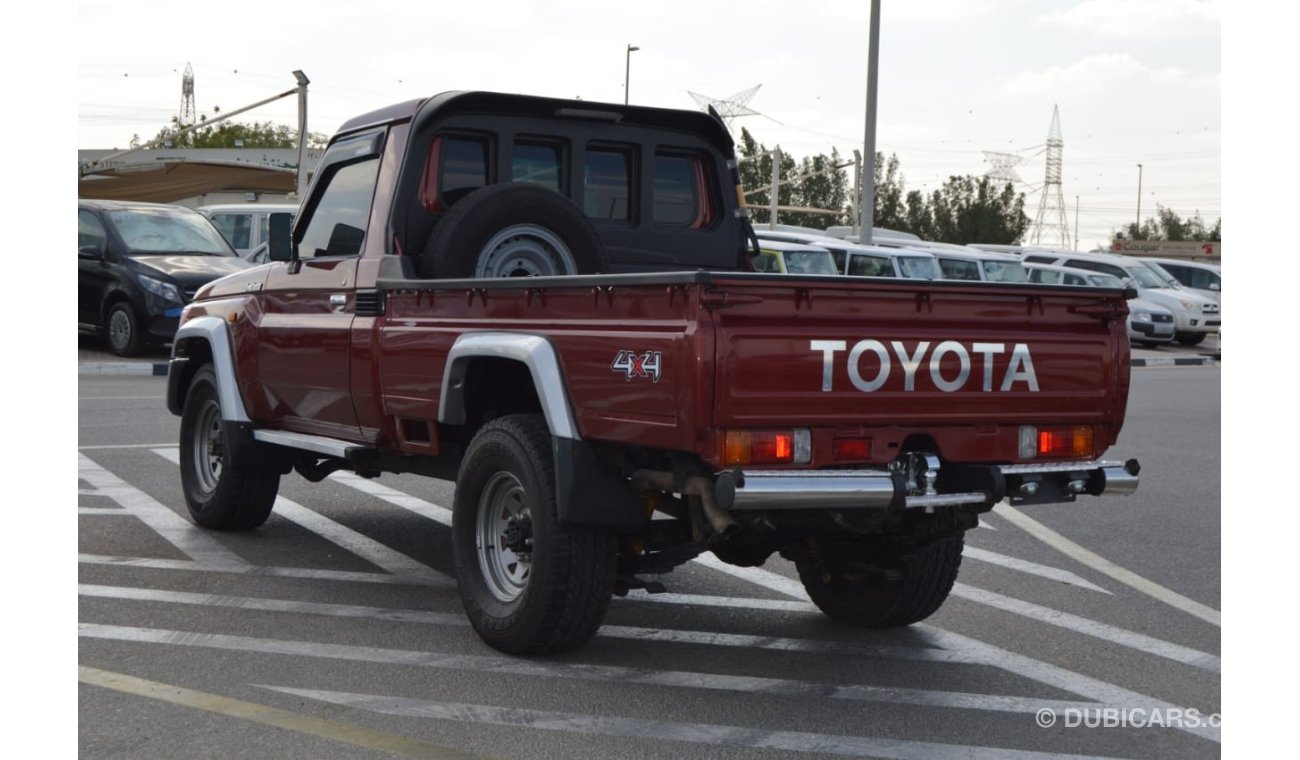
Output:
(769, 146), (781, 230)
(294, 70), (310, 198)
(858, 0), (881, 245)
(1135, 163), (1143, 232)
(624, 45), (639, 105)
(1074, 195), (1079, 250)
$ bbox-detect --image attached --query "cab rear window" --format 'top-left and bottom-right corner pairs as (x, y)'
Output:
(654, 152), (714, 228)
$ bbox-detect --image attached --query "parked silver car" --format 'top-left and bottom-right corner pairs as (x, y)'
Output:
(197, 203), (298, 261)
(1024, 264), (1175, 347)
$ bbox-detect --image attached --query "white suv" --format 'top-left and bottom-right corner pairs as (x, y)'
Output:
(197, 203), (298, 260)
(1021, 250), (1220, 346)
(756, 231), (940, 279)
(1138, 257), (1220, 305)
(1024, 263), (1176, 347)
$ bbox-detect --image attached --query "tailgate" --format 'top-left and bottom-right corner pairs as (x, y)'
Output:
(707, 275), (1131, 463)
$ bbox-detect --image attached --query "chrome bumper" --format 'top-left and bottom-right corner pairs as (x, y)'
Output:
(722, 459), (1140, 511)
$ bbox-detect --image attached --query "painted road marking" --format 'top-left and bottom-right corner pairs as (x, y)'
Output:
(78, 666), (481, 760)
(993, 503), (1221, 627)
(78, 442), (178, 450)
(684, 558), (1220, 743)
(152, 448), (449, 585)
(79, 508), (128, 516)
(262, 686), (1127, 760)
(959, 547), (1110, 594)
(78, 453), (249, 569)
(79, 621), (1097, 717)
(78, 553), (446, 587)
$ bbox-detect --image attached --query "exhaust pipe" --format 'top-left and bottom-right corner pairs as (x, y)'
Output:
(630, 469), (737, 536)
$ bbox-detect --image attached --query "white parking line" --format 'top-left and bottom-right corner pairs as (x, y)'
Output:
(262, 685), (1126, 760)
(78, 619), (1096, 717)
(961, 547), (1111, 594)
(78, 554), (447, 587)
(152, 448), (449, 585)
(78, 453), (249, 569)
(993, 503), (1221, 627)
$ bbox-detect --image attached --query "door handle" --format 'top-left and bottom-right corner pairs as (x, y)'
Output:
(329, 294), (347, 307)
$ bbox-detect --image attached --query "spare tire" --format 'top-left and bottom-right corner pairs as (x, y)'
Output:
(419, 183), (607, 279)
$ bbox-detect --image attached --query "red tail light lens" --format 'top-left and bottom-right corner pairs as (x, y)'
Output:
(1035, 426), (1094, 458)
(831, 437), (871, 461)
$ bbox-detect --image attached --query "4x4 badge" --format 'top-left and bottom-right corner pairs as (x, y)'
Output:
(611, 350), (661, 382)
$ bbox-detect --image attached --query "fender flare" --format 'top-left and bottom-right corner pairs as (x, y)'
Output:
(438, 332), (579, 440)
(166, 316), (250, 423)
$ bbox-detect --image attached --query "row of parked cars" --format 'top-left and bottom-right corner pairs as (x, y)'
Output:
(78, 197), (1218, 356)
(752, 226), (1221, 349)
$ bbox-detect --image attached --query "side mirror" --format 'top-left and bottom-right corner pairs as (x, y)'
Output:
(1209, 282), (1220, 291)
(268, 212), (294, 262)
(79, 244), (105, 259)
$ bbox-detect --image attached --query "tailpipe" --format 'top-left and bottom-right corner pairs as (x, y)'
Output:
(630, 469), (738, 536)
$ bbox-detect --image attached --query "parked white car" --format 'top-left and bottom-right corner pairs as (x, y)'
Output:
(756, 231), (940, 279)
(1024, 264), (1176, 347)
(1137, 257), (1221, 305)
(197, 203), (298, 261)
(1020, 250), (1220, 346)
(910, 246), (1028, 283)
(751, 239), (839, 275)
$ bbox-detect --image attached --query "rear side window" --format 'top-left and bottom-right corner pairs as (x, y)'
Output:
(1024, 255), (1057, 264)
(1029, 269), (1061, 284)
(512, 141), (563, 192)
(584, 147), (632, 221)
(938, 258), (980, 280)
(1066, 259), (1126, 279)
(209, 213), (252, 249)
(421, 134), (491, 212)
(654, 152), (715, 227)
(752, 252), (780, 273)
(847, 254), (895, 277)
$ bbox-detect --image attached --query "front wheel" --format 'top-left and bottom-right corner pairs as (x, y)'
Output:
(452, 414), (616, 654)
(796, 534), (964, 627)
(106, 302), (145, 357)
(1175, 332), (1207, 346)
(178, 365), (280, 529)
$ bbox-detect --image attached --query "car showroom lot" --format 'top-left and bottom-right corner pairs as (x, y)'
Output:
(78, 364), (1220, 759)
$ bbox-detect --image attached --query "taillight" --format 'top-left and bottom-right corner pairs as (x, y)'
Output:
(1020, 426), (1094, 459)
(724, 430), (811, 465)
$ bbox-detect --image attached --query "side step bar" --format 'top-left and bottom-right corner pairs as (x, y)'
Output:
(252, 430), (372, 460)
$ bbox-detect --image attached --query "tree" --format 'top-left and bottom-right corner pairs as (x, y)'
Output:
(153, 115), (328, 150)
(927, 176), (1028, 245)
(873, 153), (908, 231)
(904, 189), (934, 240)
(1120, 206), (1221, 242)
(787, 149), (849, 228)
(736, 127), (798, 225)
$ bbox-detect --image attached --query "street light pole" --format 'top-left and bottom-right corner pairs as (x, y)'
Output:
(1135, 163), (1143, 232)
(293, 70), (310, 198)
(858, 0), (881, 245)
(1074, 195), (1079, 250)
(624, 45), (639, 105)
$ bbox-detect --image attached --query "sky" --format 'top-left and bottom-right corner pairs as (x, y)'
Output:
(76, 0), (1221, 251)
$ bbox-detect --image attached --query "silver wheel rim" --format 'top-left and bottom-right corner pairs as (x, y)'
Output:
(191, 398), (224, 494)
(108, 309), (132, 351)
(475, 471), (532, 602)
(474, 224), (578, 278)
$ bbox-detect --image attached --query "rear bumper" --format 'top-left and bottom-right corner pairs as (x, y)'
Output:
(722, 459), (1140, 511)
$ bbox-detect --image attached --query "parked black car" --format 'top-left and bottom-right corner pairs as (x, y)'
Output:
(78, 200), (252, 356)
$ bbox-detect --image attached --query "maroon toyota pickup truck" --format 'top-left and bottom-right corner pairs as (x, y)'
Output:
(166, 92), (1139, 654)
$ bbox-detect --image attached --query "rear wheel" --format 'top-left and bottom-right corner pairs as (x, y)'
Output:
(452, 414), (616, 654)
(796, 534), (963, 627)
(179, 365), (279, 529)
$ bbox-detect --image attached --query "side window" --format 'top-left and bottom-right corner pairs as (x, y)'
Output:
(1024, 255), (1057, 264)
(1031, 269), (1060, 284)
(440, 136), (490, 205)
(210, 213), (252, 250)
(653, 152), (715, 227)
(752, 252), (780, 273)
(584, 146), (632, 221)
(297, 158), (381, 259)
(79, 210), (107, 252)
(1191, 269), (1220, 290)
(938, 258), (981, 280)
(847, 255), (895, 277)
(1064, 273), (1087, 285)
(512, 140), (563, 192)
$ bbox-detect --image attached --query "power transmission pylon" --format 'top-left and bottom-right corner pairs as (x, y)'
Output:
(178, 63), (197, 127)
(688, 84), (763, 131)
(982, 150), (1024, 185)
(1028, 105), (1070, 248)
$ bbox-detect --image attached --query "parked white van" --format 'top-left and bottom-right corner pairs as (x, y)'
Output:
(756, 231), (940, 279)
(197, 203), (298, 260)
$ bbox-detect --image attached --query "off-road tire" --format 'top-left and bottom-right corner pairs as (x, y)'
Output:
(179, 365), (279, 530)
(106, 302), (146, 357)
(452, 414), (617, 654)
(796, 534), (964, 627)
(419, 183), (606, 279)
